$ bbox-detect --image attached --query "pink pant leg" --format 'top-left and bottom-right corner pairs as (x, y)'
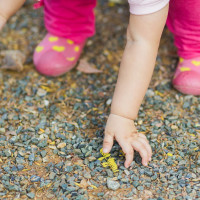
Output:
(43, 0), (96, 43)
(166, 0), (200, 59)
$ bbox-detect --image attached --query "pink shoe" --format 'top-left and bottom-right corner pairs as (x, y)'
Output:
(172, 57), (200, 95)
(33, 33), (85, 77)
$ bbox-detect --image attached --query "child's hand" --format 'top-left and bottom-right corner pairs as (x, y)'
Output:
(103, 113), (152, 168)
(0, 0), (26, 30)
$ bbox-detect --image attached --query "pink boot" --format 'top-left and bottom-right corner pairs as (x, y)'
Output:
(172, 57), (200, 95)
(33, 33), (85, 77)
(167, 0), (200, 95)
(33, 0), (96, 77)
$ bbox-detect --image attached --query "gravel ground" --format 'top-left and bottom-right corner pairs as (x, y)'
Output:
(0, 1), (199, 199)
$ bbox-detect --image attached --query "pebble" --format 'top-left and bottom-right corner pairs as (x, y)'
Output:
(0, 128), (5, 133)
(30, 175), (41, 182)
(124, 170), (130, 176)
(37, 88), (47, 97)
(84, 171), (91, 179)
(27, 192), (35, 199)
(28, 153), (35, 162)
(64, 166), (73, 173)
(49, 172), (56, 180)
(57, 142), (66, 149)
(107, 178), (120, 190)
(106, 98), (112, 106)
(4, 149), (12, 157)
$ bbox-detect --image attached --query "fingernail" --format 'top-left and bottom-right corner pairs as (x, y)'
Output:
(125, 164), (129, 168)
(103, 148), (109, 153)
(149, 157), (151, 161)
(144, 162), (148, 166)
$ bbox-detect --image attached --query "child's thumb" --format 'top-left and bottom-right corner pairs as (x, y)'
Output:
(0, 16), (6, 31)
(103, 134), (113, 154)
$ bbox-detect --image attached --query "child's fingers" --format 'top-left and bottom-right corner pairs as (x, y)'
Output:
(103, 134), (114, 153)
(138, 133), (149, 141)
(117, 139), (134, 168)
(137, 137), (152, 159)
(131, 140), (149, 166)
(124, 147), (134, 168)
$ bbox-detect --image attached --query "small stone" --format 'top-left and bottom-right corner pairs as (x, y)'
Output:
(16, 157), (25, 164)
(61, 183), (68, 191)
(42, 156), (49, 163)
(30, 175), (41, 182)
(84, 171), (91, 179)
(37, 88), (47, 97)
(133, 181), (140, 187)
(17, 165), (24, 171)
(64, 166), (73, 173)
(146, 89), (154, 97)
(11, 166), (18, 172)
(183, 102), (190, 109)
(0, 128), (5, 133)
(44, 100), (49, 106)
(88, 156), (96, 161)
(28, 153), (35, 162)
(137, 186), (144, 191)
(27, 192), (35, 199)
(106, 169), (113, 177)
(38, 140), (47, 148)
(4, 149), (12, 157)
(107, 178), (120, 190)
(124, 170), (130, 176)
(67, 187), (76, 192)
(106, 99), (112, 106)
(40, 150), (47, 158)
(171, 125), (178, 130)
(49, 172), (56, 180)
(97, 192), (104, 197)
(57, 142), (66, 149)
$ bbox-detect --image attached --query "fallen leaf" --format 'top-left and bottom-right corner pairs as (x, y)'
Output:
(77, 59), (102, 74)
(0, 50), (26, 71)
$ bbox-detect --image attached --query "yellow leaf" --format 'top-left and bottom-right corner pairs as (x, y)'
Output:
(98, 157), (105, 161)
(39, 128), (45, 133)
(90, 185), (97, 189)
(41, 85), (55, 92)
(35, 162), (41, 166)
(155, 90), (164, 97)
(22, 169), (30, 171)
(74, 183), (81, 187)
(102, 162), (109, 167)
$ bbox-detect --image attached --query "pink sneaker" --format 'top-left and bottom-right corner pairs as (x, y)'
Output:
(172, 57), (200, 95)
(33, 33), (85, 77)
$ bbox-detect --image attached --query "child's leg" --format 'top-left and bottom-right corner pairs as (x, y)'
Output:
(166, 0), (200, 95)
(33, 0), (96, 77)
(167, 0), (200, 59)
(44, 0), (96, 43)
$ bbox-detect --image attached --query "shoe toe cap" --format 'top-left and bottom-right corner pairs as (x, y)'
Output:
(33, 50), (75, 77)
(173, 71), (200, 95)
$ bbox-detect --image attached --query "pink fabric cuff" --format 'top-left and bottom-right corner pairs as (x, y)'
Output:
(128, 0), (169, 15)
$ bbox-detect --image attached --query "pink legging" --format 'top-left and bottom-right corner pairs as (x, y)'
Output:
(44, 0), (200, 59)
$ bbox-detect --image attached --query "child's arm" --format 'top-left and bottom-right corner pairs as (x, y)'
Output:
(0, 0), (26, 30)
(103, 4), (169, 167)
